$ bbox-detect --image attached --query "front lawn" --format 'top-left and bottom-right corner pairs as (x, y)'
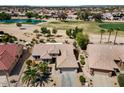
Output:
(118, 74), (124, 87)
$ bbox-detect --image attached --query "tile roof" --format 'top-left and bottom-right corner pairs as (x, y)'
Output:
(0, 44), (23, 71)
(87, 44), (124, 71)
(32, 43), (78, 68)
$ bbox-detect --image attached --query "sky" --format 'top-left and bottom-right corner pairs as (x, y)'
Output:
(0, 0), (124, 6)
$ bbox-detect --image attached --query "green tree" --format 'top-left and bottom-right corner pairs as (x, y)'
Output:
(100, 29), (105, 43)
(0, 12), (11, 20)
(93, 13), (102, 22)
(66, 27), (83, 39)
(76, 32), (89, 49)
(73, 27), (83, 38)
(25, 12), (38, 18)
(77, 11), (90, 21)
(58, 12), (68, 21)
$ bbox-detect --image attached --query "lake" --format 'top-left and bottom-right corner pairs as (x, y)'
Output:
(0, 19), (46, 24)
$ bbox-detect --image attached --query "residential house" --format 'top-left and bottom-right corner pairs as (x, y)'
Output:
(87, 44), (124, 76)
(32, 43), (79, 73)
(0, 44), (23, 76)
(102, 13), (113, 20)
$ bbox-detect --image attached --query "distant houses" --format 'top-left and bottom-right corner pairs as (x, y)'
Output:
(32, 43), (79, 73)
(0, 44), (23, 75)
(102, 13), (113, 20)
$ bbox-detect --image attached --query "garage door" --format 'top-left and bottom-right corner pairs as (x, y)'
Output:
(60, 68), (77, 73)
(93, 74), (113, 87)
(94, 71), (109, 75)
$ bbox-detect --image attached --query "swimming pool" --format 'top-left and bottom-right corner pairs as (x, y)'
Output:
(0, 19), (46, 24)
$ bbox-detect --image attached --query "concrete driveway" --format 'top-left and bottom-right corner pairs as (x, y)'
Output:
(60, 72), (77, 87)
(93, 74), (113, 87)
(0, 76), (8, 87)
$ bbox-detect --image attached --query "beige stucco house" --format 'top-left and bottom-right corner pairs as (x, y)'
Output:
(32, 43), (79, 73)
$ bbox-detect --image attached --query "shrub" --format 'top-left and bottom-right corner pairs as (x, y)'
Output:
(16, 23), (22, 28)
(66, 29), (72, 37)
(1, 33), (17, 43)
(79, 75), (86, 85)
(39, 39), (45, 43)
(34, 29), (39, 33)
(46, 39), (50, 42)
(26, 60), (32, 66)
(118, 74), (124, 87)
(80, 55), (84, 59)
(50, 39), (56, 43)
(80, 59), (85, 65)
(52, 29), (57, 34)
(41, 27), (48, 34)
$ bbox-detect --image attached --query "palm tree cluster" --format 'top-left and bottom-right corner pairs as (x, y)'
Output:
(22, 60), (51, 87)
(100, 28), (120, 44)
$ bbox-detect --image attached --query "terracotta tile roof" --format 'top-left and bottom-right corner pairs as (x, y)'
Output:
(0, 44), (23, 71)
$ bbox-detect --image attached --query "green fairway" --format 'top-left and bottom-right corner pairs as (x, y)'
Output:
(99, 23), (124, 31)
(40, 21), (101, 34)
(40, 20), (124, 36)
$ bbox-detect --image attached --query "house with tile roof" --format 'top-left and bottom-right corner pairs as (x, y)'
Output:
(0, 44), (23, 75)
(32, 43), (79, 73)
(87, 44), (124, 76)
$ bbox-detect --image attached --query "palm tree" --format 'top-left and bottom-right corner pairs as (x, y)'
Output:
(33, 62), (50, 87)
(22, 68), (37, 86)
(114, 28), (120, 44)
(38, 62), (49, 74)
(108, 28), (114, 43)
(33, 72), (50, 87)
(100, 29), (105, 43)
(22, 62), (50, 87)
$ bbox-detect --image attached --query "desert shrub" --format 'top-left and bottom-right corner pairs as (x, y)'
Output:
(118, 74), (124, 87)
(79, 75), (86, 85)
